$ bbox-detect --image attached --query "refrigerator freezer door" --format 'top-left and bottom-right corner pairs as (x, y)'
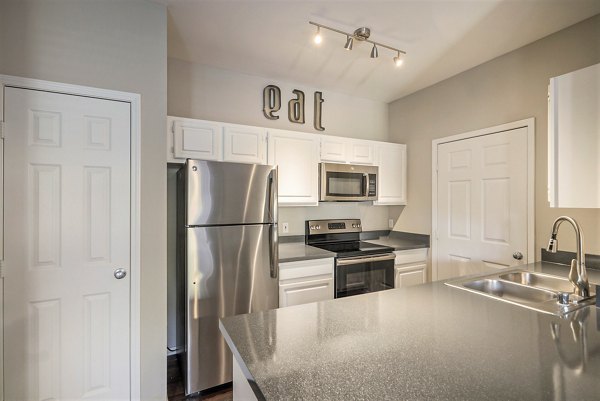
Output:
(185, 224), (278, 394)
(185, 159), (277, 226)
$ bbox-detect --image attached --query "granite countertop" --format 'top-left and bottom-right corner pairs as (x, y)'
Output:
(220, 262), (600, 400)
(278, 242), (336, 263)
(367, 236), (429, 251)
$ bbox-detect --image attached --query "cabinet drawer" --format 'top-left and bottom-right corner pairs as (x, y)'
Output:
(394, 248), (428, 265)
(279, 258), (334, 281)
(279, 276), (334, 307)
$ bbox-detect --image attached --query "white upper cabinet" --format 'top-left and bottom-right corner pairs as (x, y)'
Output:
(320, 136), (375, 165)
(348, 139), (375, 165)
(172, 117), (222, 161)
(548, 62), (600, 208)
(168, 116), (267, 165)
(223, 124), (267, 164)
(268, 129), (320, 206)
(374, 142), (407, 205)
(320, 136), (348, 162)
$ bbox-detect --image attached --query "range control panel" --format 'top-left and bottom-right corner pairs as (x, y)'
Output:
(306, 219), (362, 235)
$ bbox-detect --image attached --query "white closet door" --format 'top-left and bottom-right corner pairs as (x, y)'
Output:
(436, 128), (528, 280)
(3, 87), (131, 400)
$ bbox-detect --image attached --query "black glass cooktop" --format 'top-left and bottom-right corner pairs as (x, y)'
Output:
(312, 241), (394, 258)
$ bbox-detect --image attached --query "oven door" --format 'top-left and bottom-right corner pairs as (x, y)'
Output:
(320, 163), (378, 201)
(335, 253), (395, 298)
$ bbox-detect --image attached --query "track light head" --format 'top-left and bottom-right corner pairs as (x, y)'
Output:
(394, 52), (403, 67)
(314, 26), (322, 45)
(370, 44), (378, 59)
(344, 36), (353, 50)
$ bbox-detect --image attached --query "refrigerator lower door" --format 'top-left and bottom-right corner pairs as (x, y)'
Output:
(185, 224), (278, 394)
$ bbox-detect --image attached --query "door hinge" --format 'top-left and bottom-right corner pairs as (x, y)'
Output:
(0, 260), (5, 278)
(0, 121), (5, 139)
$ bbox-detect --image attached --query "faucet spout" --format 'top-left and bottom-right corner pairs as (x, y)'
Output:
(547, 216), (590, 298)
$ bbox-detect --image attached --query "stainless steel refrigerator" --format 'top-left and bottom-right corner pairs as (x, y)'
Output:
(177, 159), (279, 394)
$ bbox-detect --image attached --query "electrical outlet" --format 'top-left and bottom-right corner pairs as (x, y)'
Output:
(388, 219), (394, 229)
(282, 222), (289, 234)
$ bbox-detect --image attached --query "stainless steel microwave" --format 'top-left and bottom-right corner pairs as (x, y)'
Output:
(319, 162), (378, 201)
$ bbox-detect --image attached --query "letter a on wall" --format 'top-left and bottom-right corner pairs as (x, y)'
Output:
(288, 89), (305, 124)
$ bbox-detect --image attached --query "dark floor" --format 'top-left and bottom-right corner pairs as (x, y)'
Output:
(168, 355), (233, 401)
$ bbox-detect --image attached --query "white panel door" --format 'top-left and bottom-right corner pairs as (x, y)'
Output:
(3, 87), (131, 400)
(267, 129), (319, 206)
(223, 124), (267, 164)
(436, 128), (528, 280)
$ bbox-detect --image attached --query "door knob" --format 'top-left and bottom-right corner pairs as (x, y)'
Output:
(513, 251), (523, 260)
(114, 268), (127, 279)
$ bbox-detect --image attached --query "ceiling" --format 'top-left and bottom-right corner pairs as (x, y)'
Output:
(166, 1), (600, 103)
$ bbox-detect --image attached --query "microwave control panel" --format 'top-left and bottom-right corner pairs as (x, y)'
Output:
(368, 174), (377, 197)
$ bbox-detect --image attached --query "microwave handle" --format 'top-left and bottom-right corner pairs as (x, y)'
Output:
(362, 173), (369, 197)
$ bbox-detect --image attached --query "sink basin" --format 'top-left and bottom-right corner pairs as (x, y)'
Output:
(446, 269), (597, 316)
(499, 271), (574, 293)
(463, 279), (557, 303)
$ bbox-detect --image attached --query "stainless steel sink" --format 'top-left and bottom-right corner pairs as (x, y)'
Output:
(463, 279), (557, 303)
(446, 269), (597, 316)
(499, 271), (575, 293)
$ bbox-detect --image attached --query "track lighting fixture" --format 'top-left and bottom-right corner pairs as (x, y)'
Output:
(314, 26), (322, 44)
(344, 35), (353, 51)
(309, 21), (406, 66)
(370, 44), (378, 58)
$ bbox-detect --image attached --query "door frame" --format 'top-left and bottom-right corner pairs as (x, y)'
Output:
(431, 118), (535, 281)
(0, 75), (142, 400)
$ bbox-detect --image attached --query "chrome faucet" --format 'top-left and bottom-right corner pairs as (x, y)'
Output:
(547, 216), (590, 298)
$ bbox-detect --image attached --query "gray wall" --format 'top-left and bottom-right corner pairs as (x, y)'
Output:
(388, 14), (600, 256)
(0, 1), (168, 399)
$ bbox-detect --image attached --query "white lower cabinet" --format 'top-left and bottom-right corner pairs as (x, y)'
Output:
(279, 258), (334, 307)
(393, 248), (428, 289)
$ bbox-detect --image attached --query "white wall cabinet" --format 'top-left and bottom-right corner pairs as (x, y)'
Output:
(319, 136), (375, 165)
(171, 117), (222, 161)
(320, 136), (348, 162)
(394, 248), (428, 289)
(548, 62), (600, 208)
(374, 143), (407, 205)
(279, 258), (334, 308)
(168, 117), (267, 165)
(223, 124), (267, 164)
(348, 139), (375, 165)
(268, 129), (320, 206)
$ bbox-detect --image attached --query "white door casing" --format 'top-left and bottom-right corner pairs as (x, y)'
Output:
(432, 119), (535, 281)
(1, 81), (139, 400)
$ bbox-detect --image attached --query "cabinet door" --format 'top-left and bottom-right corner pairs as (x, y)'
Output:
(172, 118), (222, 160)
(223, 124), (267, 164)
(395, 264), (426, 288)
(348, 139), (375, 165)
(279, 276), (334, 307)
(374, 143), (407, 205)
(268, 130), (319, 206)
(320, 136), (348, 163)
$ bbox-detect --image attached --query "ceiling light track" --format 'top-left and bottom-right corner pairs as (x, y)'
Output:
(309, 21), (406, 66)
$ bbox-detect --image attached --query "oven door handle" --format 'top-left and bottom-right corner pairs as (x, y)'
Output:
(336, 253), (396, 266)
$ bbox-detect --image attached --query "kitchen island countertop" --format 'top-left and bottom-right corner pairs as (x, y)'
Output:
(220, 262), (600, 400)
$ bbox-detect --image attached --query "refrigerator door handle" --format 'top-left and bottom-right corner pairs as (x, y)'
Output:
(269, 224), (278, 279)
(268, 167), (278, 224)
